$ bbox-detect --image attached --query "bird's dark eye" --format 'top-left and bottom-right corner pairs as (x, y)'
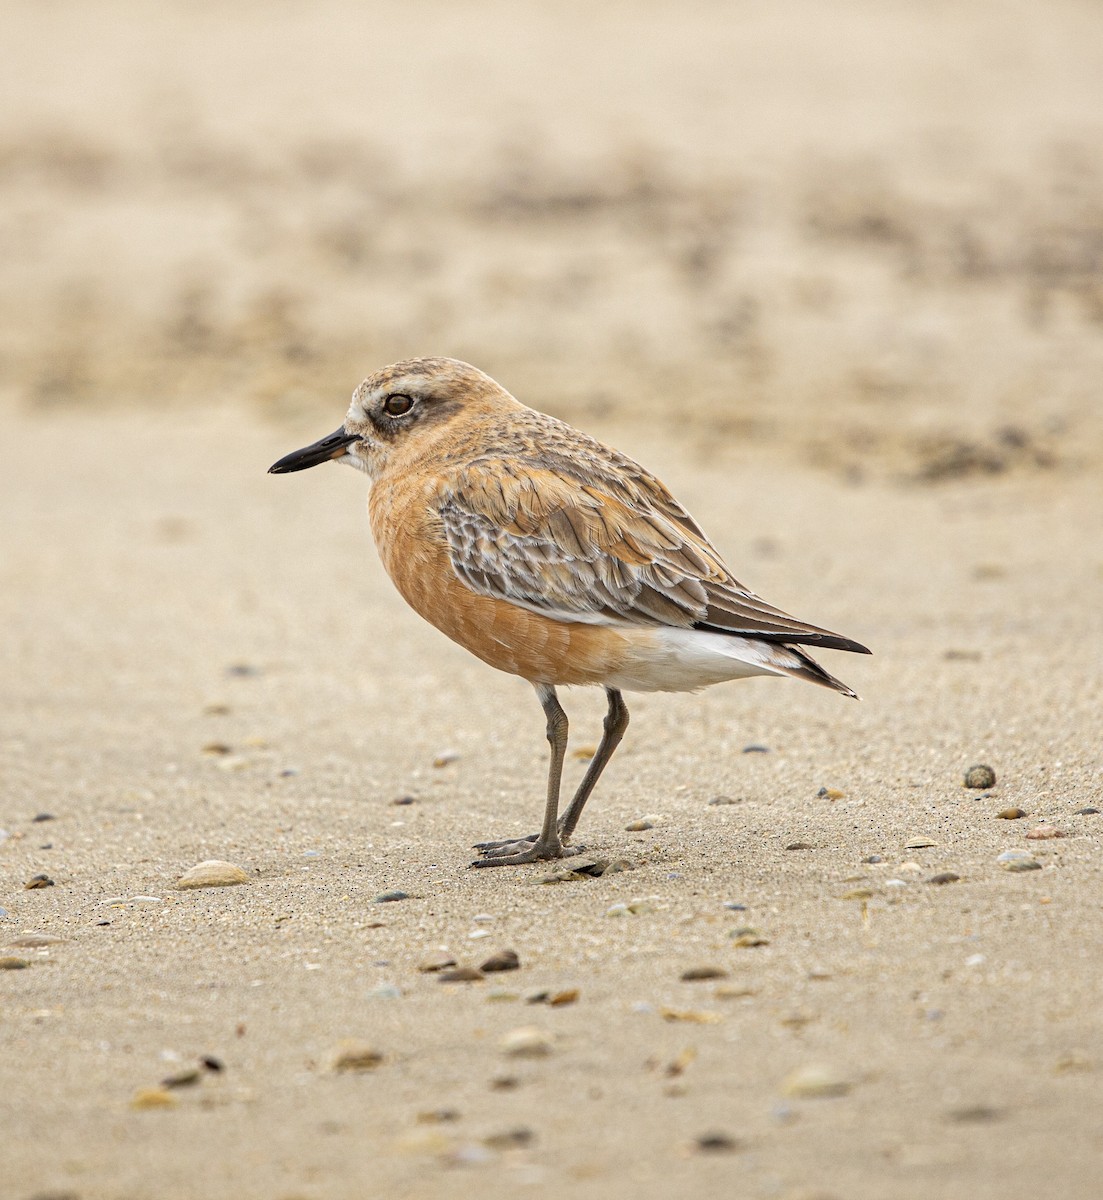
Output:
(382, 394), (414, 417)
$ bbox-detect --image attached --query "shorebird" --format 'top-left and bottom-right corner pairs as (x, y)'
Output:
(270, 357), (870, 866)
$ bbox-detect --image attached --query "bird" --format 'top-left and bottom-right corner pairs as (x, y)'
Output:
(269, 357), (870, 867)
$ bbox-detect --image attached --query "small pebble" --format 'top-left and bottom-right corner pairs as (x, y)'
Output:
(781, 1064), (852, 1098)
(391, 795), (416, 806)
(723, 902), (747, 911)
(32, 812), (55, 823)
(964, 764), (997, 789)
(483, 1127), (535, 1150)
(816, 787), (845, 800)
(0, 956), (30, 970)
(373, 890), (410, 903)
(432, 749), (460, 767)
(680, 966), (728, 982)
(742, 744), (770, 754)
(660, 1007), (722, 1024)
(839, 888), (873, 901)
(1026, 825), (1066, 840)
(7, 933), (64, 947)
(708, 795), (741, 806)
(201, 1056), (224, 1072)
(329, 1041), (383, 1072)
(996, 808), (1027, 820)
(499, 1026), (553, 1057)
(1003, 857), (1043, 873)
(862, 855), (884, 864)
(130, 1087), (177, 1109)
(927, 872), (961, 885)
(947, 1105), (1002, 1124)
(695, 1132), (739, 1153)
(416, 1108), (461, 1124)
(1075, 807), (1100, 816)
(904, 839), (937, 850)
(176, 860), (249, 889)
(24, 874), (55, 889)
(161, 1068), (201, 1089)
(730, 929), (769, 947)
(786, 842), (813, 851)
(480, 949), (520, 973)
(997, 849), (1043, 872)
(714, 984), (756, 1000)
(438, 966), (484, 983)
(625, 819), (654, 832)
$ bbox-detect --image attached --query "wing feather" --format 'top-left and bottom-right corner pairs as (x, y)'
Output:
(436, 457), (869, 654)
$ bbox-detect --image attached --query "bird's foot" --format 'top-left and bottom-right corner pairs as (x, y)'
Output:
(470, 833), (585, 868)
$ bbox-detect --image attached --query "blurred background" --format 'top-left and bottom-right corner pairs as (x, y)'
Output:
(3, 0), (1102, 480)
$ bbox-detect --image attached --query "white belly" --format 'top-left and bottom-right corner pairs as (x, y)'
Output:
(599, 627), (792, 694)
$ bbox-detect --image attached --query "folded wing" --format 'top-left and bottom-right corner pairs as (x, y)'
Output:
(436, 456), (870, 656)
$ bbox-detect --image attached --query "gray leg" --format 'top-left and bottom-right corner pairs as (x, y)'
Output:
(471, 684), (583, 867)
(558, 688), (629, 841)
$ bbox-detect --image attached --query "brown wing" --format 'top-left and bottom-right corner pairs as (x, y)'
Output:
(436, 455), (870, 655)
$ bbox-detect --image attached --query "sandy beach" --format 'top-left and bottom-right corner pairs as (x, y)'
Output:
(3, 3), (1103, 1198)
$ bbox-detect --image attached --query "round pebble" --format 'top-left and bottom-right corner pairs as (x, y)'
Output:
(499, 1026), (553, 1057)
(176, 860), (249, 889)
(625, 819), (654, 832)
(24, 874), (54, 890)
(927, 872), (961, 885)
(1026, 825), (1066, 840)
(964, 764), (997, 789)
(480, 949), (520, 973)
(996, 808), (1026, 820)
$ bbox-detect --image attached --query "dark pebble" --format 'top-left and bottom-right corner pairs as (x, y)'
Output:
(723, 902), (748, 911)
(372, 890), (410, 903)
(32, 813), (55, 823)
(708, 795), (741, 806)
(680, 966), (728, 982)
(862, 855), (884, 864)
(742, 744), (770, 754)
(391, 795), (416, 806)
(24, 874), (55, 890)
(928, 872), (961, 885)
(226, 663), (261, 677)
(480, 949), (520, 973)
(695, 1132), (739, 1153)
(785, 842), (813, 851)
(1075, 807), (1100, 816)
(201, 1055), (224, 1073)
(483, 1127), (535, 1150)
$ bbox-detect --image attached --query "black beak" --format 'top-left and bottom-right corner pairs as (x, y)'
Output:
(268, 428), (361, 474)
